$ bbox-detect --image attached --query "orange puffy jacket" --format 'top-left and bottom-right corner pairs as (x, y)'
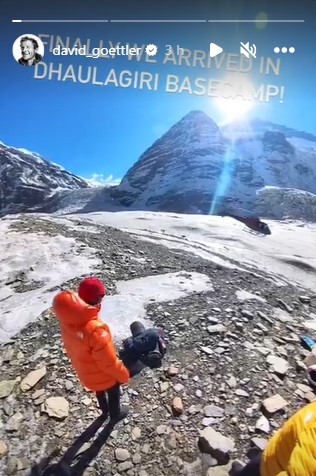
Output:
(52, 290), (129, 391)
(261, 401), (316, 476)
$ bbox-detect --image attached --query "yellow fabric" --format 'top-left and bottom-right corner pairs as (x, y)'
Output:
(261, 402), (316, 476)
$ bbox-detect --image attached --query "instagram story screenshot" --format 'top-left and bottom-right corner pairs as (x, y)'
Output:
(0, 1), (316, 475)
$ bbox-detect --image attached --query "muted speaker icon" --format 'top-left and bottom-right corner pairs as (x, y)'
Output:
(240, 42), (256, 59)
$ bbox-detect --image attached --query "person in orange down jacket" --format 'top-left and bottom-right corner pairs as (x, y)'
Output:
(52, 276), (130, 421)
(231, 401), (316, 476)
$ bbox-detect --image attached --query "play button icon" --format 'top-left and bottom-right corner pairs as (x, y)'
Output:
(209, 43), (223, 57)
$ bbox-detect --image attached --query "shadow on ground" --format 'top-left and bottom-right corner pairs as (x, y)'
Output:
(27, 414), (115, 476)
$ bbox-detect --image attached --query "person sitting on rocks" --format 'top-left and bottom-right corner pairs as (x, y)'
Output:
(119, 321), (166, 376)
(52, 276), (130, 422)
(231, 401), (316, 476)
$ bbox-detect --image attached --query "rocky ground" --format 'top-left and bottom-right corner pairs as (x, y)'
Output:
(0, 214), (316, 476)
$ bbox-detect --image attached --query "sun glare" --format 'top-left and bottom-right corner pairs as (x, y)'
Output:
(214, 75), (255, 123)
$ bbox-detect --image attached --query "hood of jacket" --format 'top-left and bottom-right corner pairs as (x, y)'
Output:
(52, 290), (100, 329)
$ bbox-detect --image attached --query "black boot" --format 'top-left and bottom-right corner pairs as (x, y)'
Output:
(110, 405), (129, 423)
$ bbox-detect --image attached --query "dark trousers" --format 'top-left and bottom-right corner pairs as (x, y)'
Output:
(233, 453), (261, 476)
(95, 384), (121, 419)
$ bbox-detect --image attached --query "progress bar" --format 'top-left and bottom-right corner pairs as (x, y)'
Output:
(12, 19), (305, 23)
(12, 19), (110, 23)
(208, 19), (305, 23)
(111, 19), (207, 23)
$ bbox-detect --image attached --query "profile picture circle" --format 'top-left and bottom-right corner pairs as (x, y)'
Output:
(12, 34), (44, 66)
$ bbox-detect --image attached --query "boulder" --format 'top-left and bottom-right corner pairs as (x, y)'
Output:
(262, 394), (288, 416)
(42, 396), (69, 419)
(266, 355), (289, 376)
(198, 428), (235, 465)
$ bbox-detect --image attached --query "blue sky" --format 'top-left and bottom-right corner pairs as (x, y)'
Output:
(1, 0), (315, 183)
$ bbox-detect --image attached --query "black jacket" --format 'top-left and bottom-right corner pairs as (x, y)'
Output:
(18, 53), (42, 66)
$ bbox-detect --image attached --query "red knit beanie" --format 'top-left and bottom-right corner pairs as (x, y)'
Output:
(78, 277), (106, 305)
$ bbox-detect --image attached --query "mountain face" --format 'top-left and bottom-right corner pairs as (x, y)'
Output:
(0, 142), (89, 215)
(255, 187), (316, 222)
(112, 111), (316, 216)
(223, 118), (316, 143)
(2, 111), (316, 221)
(112, 111), (229, 213)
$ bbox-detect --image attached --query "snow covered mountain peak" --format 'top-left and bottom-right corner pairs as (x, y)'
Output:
(112, 111), (316, 217)
(112, 110), (227, 212)
(223, 118), (316, 144)
(0, 141), (89, 216)
(2, 111), (316, 221)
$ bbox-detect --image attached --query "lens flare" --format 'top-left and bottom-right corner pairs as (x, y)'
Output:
(214, 74), (255, 123)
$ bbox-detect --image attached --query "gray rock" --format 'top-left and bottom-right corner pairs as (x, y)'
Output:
(3, 347), (15, 363)
(241, 309), (254, 319)
(266, 355), (289, 376)
(20, 366), (47, 392)
(117, 461), (134, 472)
(201, 453), (218, 467)
(257, 311), (274, 325)
(188, 405), (201, 415)
(255, 415), (270, 434)
(236, 290), (266, 303)
(0, 380), (16, 399)
(115, 448), (131, 462)
(225, 405), (237, 416)
(277, 299), (293, 313)
(138, 471), (149, 476)
(227, 376), (237, 388)
(207, 324), (227, 334)
(174, 383), (185, 392)
(182, 458), (203, 476)
(206, 463), (233, 475)
(42, 396), (69, 419)
(65, 380), (74, 391)
(235, 389), (250, 397)
(256, 346), (271, 357)
(214, 347), (227, 355)
(6, 456), (19, 475)
(160, 381), (170, 393)
(156, 424), (168, 435)
(251, 437), (268, 450)
(131, 427), (141, 440)
(202, 417), (217, 427)
(166, 365), (179, 376)
(255, 323), (269, 333)
(297, 383), (312, 393)
(273, 308), (292, 323)
(141, 444), (150, 454)
(207, 317), (220, 324)
(167, 434), (178, 449)
(198, 428), (235, 465)
(201, 346), (214, 355)
(204, 405), (224, 418)
(262, 394), (288, 416)
(5, 412), (24, 432)
(34, 394), (46, 406)
(132, 453), (142, 464)
(32, 389), (45, 400)
(0, 440), (8, 458)
(299, 296), (311, 304)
